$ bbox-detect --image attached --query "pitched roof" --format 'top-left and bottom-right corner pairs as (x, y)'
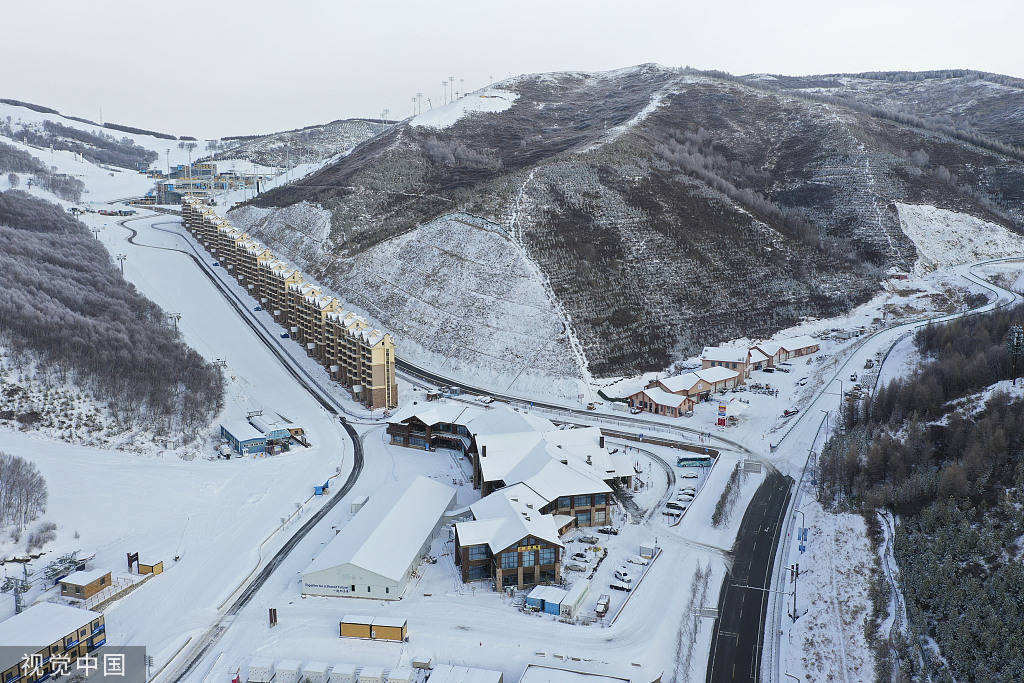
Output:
(657, 372), (705, 393)
(694, 366), (740, 383)
(459, 483), (564, 552)
(304, 476), (455, 582)
(700, 345), (749, 364)
(638, 387), (690, 408)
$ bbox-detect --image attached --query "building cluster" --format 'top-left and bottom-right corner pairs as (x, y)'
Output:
(387, 403), (634, 591)
(182, 195), (398, 410)
(629, 335), (820, 417)
(141, 161), (273, 204)
(219, 414), (306, 456)
(0, 603), (106, 683)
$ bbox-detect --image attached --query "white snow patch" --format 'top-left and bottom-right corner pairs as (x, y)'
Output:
(896, 203), (1024, 275)
(410, 89), (518, 130)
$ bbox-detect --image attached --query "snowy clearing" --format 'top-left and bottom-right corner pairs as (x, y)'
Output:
(410, 90), (518, 130)
(896, 203), (1024, 274)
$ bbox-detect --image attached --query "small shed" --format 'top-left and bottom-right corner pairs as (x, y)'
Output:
(359, 667), (385, 683)
(371, 616), (408, 642)
(59, 569), (112, 600)
(247, 658), (274, 683)
(410, 653), (432, 669)
(331, 664), (358, 683)
(526, 585), (566, 615)
(340, 614), (373, 639)
(560, 579), (590, 618)
(275, 660), (302, 683)
(387, 667), (414, 683)
(301, 662), (330, 683)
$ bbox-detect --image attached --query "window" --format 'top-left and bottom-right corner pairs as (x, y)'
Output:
(539, 548), (556, 565)
(468, 545), (488, 561)
(367, 586), (371, 592)
(385, 587), (389, 594)
(557, 496), (571, 509)
(521, 551), (535, 567)
(502, 574), (518, 588)
(595, 509), (607, 523)
(573, 495), (591, 508)
(501, 552), (518, 570)
(468, 564), (491, 580)
(576, 511), (591, 525)
(593, 493), (606, 505)
(351, 585), (356, 592)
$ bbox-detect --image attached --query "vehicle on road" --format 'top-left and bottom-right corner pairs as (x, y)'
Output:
(783, 408), (800, 417)
(609, 582), (631, 592)
(627, 555), (649, 566)
(677, 455), (712, 468)
(578, 535), (600, 544)
(775, 365), (791, 373)
(864, 359), (875, 369)
(570, 552), (590, 563)
(614, 568), (632, 583)
(598, 527), (619, 535)
(629, 407), (642, 414)
(212, 261), (220, 267)
(850, 373), (858, 382)
(797, 377), (808, 386)
(762, 367), (775, 373)
(666, 501), (688, 511)
(253, 305), (262, 311)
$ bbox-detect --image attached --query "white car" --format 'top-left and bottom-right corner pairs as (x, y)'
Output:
(627, 555), (649, 566)
(680, 473), (699, 479)
(679, 486), (697, 493)
(678, 493), (695, 501)
(614, 568), (632, 583)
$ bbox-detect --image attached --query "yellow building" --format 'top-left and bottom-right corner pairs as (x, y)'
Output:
(180, 195), (397, 409)
(0, 603), (106, 683)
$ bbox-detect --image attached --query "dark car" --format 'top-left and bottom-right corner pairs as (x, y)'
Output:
(598, 527), (619, 535)
(254, 306), (262, 312)
(280, 332), (290, 339)
(212, 261), (220, 267)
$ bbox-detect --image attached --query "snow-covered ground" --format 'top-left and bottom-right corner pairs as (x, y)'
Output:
(896, 203), (1024, 275)
(410, 89), (518, 130)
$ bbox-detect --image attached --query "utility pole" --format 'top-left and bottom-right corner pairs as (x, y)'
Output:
(789, 563), (800, 621)
(167, 313), (182, 331)
(166, 148), (170, 175)
(91, 228), (100, 240)
(416, 92), (423, 115)
(441, 81), (447, 105)
(449, 75), (455, 102)
(1008, 324), (1024, 384)
(116, 253), (127, 276)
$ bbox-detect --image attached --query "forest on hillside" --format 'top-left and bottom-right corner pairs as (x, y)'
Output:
(0, 191), (223, 437)
(818, 304), (1024, 681)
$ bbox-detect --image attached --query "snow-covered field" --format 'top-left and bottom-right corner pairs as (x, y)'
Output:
(896, 203), (1024, 274)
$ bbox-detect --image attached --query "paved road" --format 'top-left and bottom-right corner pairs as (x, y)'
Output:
(113, 215), (366, 683)
(707, 469), (793, 683)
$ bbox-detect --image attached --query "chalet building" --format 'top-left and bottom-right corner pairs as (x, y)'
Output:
(754, 335), (820, 365)
(59, 569), (112, 600)
(454, 484), (566, 590)
(627, 387), (694, 417)
(699, 346), (763, 381)
(181, 195), (397, 409)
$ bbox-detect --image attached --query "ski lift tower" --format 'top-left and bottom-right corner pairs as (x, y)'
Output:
(1009, 324), (1024, 384)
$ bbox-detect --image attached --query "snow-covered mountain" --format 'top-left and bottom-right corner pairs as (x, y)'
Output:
(230, 64), (1024, 392)
(209, 118), (391, 168)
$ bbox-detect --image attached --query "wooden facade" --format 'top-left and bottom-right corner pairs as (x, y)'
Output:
(455, 533), (562, 590)
(59, 571), (111, 600)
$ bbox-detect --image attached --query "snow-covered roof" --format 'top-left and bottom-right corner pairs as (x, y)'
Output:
(222, 419), (265, 441)
(304, 476), (455, 582)
(506, 449), (611, 502)
(527, 584), (567, 604)
(779, 335), (818, 351)
(467, 407), (555, 438)
(0, 603), (101, 668)
(389, 402), (479, 427)
(60, 568), (110, 586)
(694, 366), (740, 384)
(637, 387), (689, 407)
(342, 614), (373, 625)
(459, 483), (563, 553)
(303, 662), (330, 675)
(427, 665), (504, 683)
(748, 348), (770, 364)
(701, 345), (749, 364)
(476, 432), (547, 483)
(372, 616), (407, 628)
(657, 372), (705, 394)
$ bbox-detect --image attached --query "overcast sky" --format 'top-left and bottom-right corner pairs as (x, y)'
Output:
(2, 0), (1021, 139)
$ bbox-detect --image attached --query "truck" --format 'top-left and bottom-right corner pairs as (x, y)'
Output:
(594, 594), (610, 617)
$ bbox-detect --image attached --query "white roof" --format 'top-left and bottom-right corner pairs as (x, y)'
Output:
(342, 614), (373, 624)
(277, 660), (302, 673)
(303, 662), (330, 675)
(694, 366), (740, 384)
(427, 665), (504, 683)
(563, 578), (590, 604)
(372, 616), (407, 627)
(389, 667), (415, 681)
(748, 348), (770, 364)
(638, 387), (689, 407)
(332, 663), (358, 675)
(0, 603), (101, 669)
(304, 476), (455, 582)
(389, 402), (479, 428)
(60, 568), (110, 586)
(360, 667), (385, 678)
(657, 372), (704, 393)
(527, 584), (567, 603)
(700, 346), (749, 364)
(460, 483), (563, 553)
(779, 335), (818, 351)
(518, 665), (631, 683)
(222, 419), (264, 441)
(506, 450), (611, 503)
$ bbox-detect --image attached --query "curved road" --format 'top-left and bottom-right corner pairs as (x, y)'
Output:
(112, 215), (365, 683)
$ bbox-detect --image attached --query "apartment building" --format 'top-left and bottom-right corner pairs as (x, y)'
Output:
(0, 603), (106, 683)
(180, 195), (398, 409)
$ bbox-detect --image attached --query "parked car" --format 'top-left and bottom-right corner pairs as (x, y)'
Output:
(565, 563), (587, 573)
(598, 527), (619, 535)
(797, 377), (809, 386)
(850, 373), (858, 382)
(783, 408), (800, 417)
(680, 472), (699, 479)
(678, 494), (694, 502)
(570, 552), (590, 563)
(595, 594), (611, 616)
(775, 365), (791, 373)
(779, 361), (793, 368)
(579, 535), (600, 545)
(762, 367), (775, 373)
(609, 582), (631, 592)
(864, 359), (875, 369)
(253, 305), (262, 311)
(479, 395), (494, 404)
(614, 568), (632, 583)
(666, 501), (688, 511)
(679, 485), (697, 492)
(212, 261), (220, 267)
(629, 407), (642, 415)
(280, 332), (290, 339)
(627, 555), (650, 566)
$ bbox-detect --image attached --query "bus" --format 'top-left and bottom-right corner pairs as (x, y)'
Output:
(677, 455), (713, 468)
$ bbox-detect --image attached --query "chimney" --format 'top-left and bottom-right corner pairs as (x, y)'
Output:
(482, 445), (487, 458)
(599, 435), (605, 449)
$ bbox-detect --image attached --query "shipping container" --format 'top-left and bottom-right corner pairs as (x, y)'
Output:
(340, 615), (373, 639)
(275, 660), (302, 683)
(247, 658), (274, 683)
(371, 616), (408, 642)
(301, 662), (330, 683)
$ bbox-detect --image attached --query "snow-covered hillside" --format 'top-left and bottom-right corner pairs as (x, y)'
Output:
(410, 89), (518, 129)
(896, 203), (1024, 274)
